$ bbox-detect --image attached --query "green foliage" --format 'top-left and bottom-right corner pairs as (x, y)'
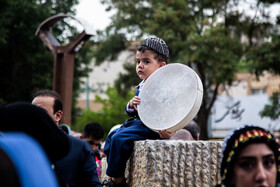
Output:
(260, 92), (280, 120)
(245, 26), (280, 123)
(96, 0), (280, 139)
(114, 62), (140, 97)
(72, 41), (94, 124)
(0, 0), (54, 103)
(93, 33), (127, 65)
(73, 86), (134, 137)
(246, 31), (280, 76)
(0, 0), (92, 124)
(97, 0), (246, 139)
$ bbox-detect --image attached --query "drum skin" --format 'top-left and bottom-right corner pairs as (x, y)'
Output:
(138, 63), (203, 132)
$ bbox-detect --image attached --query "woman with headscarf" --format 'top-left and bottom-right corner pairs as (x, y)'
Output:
(217, 125), (280, 187)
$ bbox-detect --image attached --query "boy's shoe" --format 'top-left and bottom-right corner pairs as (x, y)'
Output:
(102, 179), (127, 187)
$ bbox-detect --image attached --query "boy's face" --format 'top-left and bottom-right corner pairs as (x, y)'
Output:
(82, 136), (102, 153)
(136, 50), (166, 80)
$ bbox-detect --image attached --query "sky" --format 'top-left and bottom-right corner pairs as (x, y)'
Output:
(74, 0), (112, 31)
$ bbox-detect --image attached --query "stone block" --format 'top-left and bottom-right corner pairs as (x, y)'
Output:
(125, 140), (223, 187)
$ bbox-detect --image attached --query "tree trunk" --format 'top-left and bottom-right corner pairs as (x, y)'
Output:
(197, 106), (209, 140)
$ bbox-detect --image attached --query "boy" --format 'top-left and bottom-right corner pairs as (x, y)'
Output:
(80, 122), (104, 160)
(80, 122), (104, 180)
(103, 37), (170, 186)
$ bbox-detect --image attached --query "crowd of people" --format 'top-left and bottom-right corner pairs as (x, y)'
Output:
(1, 36), (280, 187)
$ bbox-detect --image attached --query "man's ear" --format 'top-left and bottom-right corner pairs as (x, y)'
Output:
(54, 110), (63, 123)
(80, 135), (84, 140)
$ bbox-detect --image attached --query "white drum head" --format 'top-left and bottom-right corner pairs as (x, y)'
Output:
(138, 63), (203, 132)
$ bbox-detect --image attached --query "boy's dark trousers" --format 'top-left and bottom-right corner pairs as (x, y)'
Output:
(104, 118), (160, 177)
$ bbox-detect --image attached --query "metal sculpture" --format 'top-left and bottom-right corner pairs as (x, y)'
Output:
(36, 14), (94, 126)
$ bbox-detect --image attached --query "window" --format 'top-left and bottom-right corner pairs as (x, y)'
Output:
(251, 89), (266, 95)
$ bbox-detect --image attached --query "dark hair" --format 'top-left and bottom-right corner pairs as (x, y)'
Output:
(60, 124), (71, 135)
(219, 125), (280, 187)
(183, 122), (200, 140)
(0, 148), (20, 187)
(32, 89), (63, 114)
(137, 46), (168, 63)
(82, 122), (104, 140)
(0, 102), (70, 162)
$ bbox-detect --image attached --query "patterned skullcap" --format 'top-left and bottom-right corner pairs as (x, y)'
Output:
(140, 37), (169, 58)
(217, 124), (280, 186)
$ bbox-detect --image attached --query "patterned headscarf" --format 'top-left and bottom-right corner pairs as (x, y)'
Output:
(218, 125), (280, 187)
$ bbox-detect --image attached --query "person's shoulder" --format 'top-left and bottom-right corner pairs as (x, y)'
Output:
(67, 135), (87, 144)
(67, 135), (93, 153)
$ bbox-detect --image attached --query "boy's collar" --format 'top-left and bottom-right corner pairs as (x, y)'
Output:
(135, 80), (145, 88)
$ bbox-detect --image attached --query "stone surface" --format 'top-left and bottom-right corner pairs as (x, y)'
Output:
(125, 140), (223, 187)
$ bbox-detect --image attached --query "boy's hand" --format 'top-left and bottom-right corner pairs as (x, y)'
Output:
(158, 130), (175, 139)
(129, 96), (140, 110)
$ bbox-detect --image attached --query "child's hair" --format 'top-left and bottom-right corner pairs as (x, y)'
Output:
(82, 122), (104, 140)
(137, 37), (169, 63)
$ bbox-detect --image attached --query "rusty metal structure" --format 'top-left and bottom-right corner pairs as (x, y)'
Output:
(35, 14), (94, 126)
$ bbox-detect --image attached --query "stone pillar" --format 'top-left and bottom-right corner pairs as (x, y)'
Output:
(125, 140), (222, 187)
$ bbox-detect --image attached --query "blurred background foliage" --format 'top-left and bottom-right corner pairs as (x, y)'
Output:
(95, 0), (280, 139)
(0, 0), (92, 125)
(0, 0), (279, 138)
(74, 87), (134, 136)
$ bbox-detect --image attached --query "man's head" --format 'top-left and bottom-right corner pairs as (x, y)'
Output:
(183, 121), (200, 140)
(80, 122), (104, 153)
(32, 89), (63, 126)
(170, 129), (194, 140)
(136, 37), (169, 80)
